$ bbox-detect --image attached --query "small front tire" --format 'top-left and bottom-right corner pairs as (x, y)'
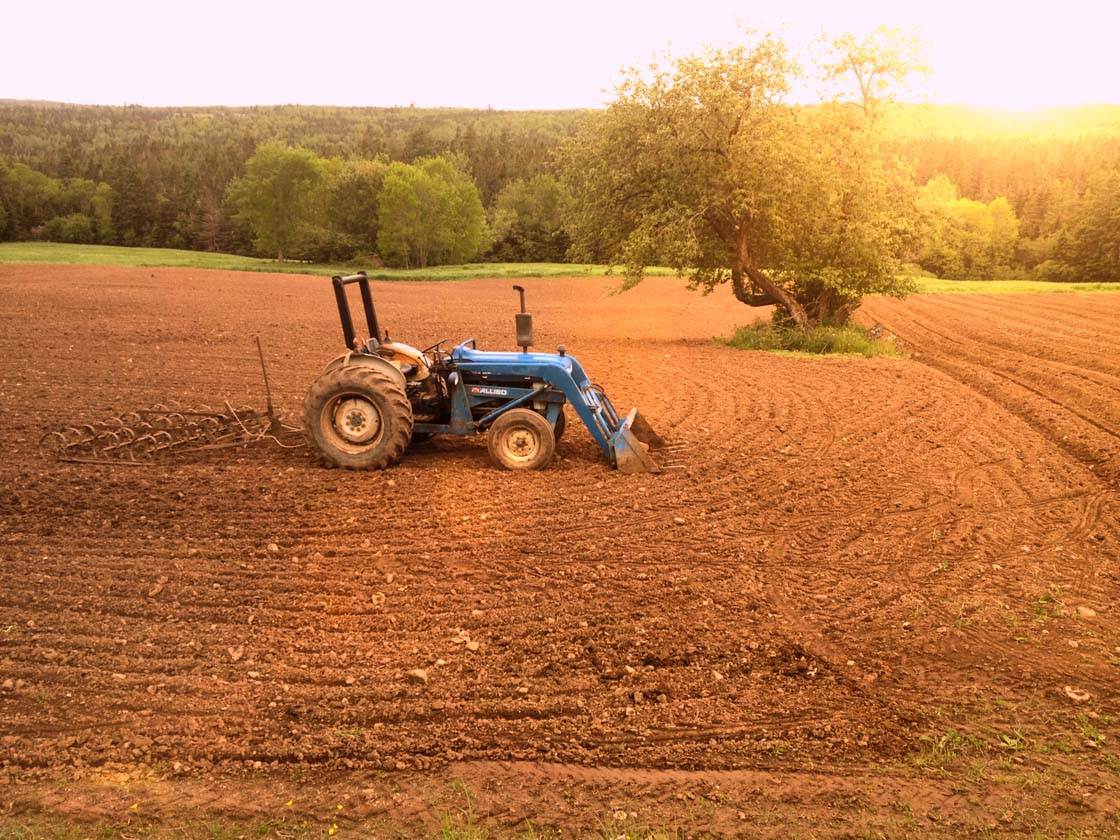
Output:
(487, 408), (556, 471)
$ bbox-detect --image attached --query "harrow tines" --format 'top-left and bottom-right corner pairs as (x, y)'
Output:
(40, 400), (302, 466)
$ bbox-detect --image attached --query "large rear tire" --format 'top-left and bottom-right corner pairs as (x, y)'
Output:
(302, 365), (413, 469)
(487, 408), (556, 471)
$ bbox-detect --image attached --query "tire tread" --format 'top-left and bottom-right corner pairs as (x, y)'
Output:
(301, 365), (413, 469)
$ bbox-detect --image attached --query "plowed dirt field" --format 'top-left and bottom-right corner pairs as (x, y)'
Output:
(1, 265), (1118, 837)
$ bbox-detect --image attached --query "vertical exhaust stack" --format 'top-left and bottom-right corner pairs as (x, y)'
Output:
(512, 285), (533, 352)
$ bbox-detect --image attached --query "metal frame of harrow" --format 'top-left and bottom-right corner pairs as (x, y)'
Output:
(39, 402), (297, 465)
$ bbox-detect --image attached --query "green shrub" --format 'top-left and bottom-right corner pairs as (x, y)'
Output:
(720, 322), (900, 357)
(42, 213), (96, 244)
(298, 228), (363, 263)
(1034, 259), (1080, 282)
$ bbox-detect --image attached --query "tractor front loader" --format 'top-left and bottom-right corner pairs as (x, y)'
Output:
(302, 272), (678, 473)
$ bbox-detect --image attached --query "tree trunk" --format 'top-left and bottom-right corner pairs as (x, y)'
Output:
(729, 226), (810, 329)
(808, 286), (857, 325)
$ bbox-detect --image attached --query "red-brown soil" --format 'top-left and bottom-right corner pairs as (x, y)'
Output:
(1, 266), (1118, 837)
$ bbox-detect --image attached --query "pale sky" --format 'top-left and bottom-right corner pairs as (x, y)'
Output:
(2, 0), (1118, 110)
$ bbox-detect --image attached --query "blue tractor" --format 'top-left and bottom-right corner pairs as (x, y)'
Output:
(302, 272), (669, 473)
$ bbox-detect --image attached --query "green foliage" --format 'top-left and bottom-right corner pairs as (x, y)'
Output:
(0, 99), (1117, 281)
(914, 175), (1022, 278)
(0, 158), (112, 242)
(821, 27), (928, 114)
(90, 182), (114, 242)
(488, 174), (573, 261)
(562, 33), (918, 326)
(1060, 169), (1120, 280)
(721, 321), (901, 357)
(0, 99), (1117, 279)
(0, 102), (575, 252)
(42, 212), (95, 243)
(0, 160), (57, 234)
(214, 147), (385, 264)
(225, 141), (325, 260)
(435, 813), (489, 840)
(315, 156), (387, 258)
(377, 156), (488, 268)
(0, 242), (676, 279)
(1033, 257), (1080, 282)
(1, 243), (1115, 292)
(913, 728), (986, 769)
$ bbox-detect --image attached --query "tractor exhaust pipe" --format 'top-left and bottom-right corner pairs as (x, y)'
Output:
(512, 285), (532, 352)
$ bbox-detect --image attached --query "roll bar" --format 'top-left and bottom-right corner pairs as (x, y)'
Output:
(331, 271), (381, 350)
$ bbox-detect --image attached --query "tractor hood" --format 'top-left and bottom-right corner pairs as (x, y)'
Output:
(452, 343), (581, 378)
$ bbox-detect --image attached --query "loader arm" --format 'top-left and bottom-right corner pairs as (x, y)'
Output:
(450, 344), (664, 472)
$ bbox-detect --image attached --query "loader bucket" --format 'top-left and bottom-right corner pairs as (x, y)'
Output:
(611, 407), (664, 474)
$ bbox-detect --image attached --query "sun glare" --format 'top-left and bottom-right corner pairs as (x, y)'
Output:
(900, 6), (1119, 110)
(0, 0), (1116, 111)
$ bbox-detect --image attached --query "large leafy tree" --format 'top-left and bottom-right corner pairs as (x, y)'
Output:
(0, 161), (60, 235)
(319, 157), (387, 253)
(298, 157), (389, 262)
(0, 159), (114, 242)
(563, 33), (920, 327)
(225, 141), (325, 261)
(377, 156), (488, 268)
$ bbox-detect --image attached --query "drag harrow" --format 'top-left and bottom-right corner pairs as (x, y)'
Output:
(40, 338), (304, 466)
(39, 402), (302, 465)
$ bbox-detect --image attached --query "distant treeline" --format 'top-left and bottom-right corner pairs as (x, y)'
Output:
(0, 101), (1117, 278)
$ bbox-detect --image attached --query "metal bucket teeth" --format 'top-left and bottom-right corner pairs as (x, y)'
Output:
(611, 408), (688, 474)
(651, 442), (691, 470)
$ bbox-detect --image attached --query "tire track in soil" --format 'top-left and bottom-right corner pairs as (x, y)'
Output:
(859, 292), (1119, 694)
(863, 294), (1120, 484)
(923, 294), (1120, 378)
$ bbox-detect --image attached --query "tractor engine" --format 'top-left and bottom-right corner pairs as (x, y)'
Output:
(405, 376), (445, 422)
(374, 340), (446, 422)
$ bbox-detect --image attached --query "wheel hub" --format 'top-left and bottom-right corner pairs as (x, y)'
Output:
(333, 397), (381, 444)
(502, 427), (539, 461)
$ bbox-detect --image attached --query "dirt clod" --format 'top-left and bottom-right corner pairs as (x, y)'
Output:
(1063, 685), (1092, 703)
